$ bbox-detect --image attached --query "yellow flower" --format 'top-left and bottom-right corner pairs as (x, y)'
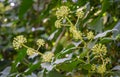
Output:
(56, 6), (70, 18)
(92, 43), (107, 55)
(36, 39), (45, 47)
(87, 31), (94, 40)
(76, 10), (84, 18)
(13, 35), (27, 50)
(26, 48), (36, 56)
(69, 26), (82, 40)
(55, 20), (61, 28)
(42, 52), (54, 62)
(91, 64), (96, 71)
(69, 26), (76, 32)
(97, 64), (106, 74)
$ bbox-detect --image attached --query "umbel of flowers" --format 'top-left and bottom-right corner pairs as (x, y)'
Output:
(13, 35), (54, 62)
(54, 5), (110, 76)
(12, 5), (111, 77)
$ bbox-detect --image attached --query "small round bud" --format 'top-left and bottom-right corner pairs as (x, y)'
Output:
(76, 10), (84, 18)
(55, 20), (61, 28)
(87, 31), (94, 40)
(69, 26), (82, 40)
(91, 64), (96, 71)
(97, 64), (106, 74)
(42, 52), (54, 62)
(36, 39), (45, 47)
(26, 48), (36, 56)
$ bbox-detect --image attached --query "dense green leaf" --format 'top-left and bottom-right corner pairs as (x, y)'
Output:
(11, 48), (26, 73)
(19, 0), (33, 19)
(24, 61), (41, 75)
(46, 70), (66, 77)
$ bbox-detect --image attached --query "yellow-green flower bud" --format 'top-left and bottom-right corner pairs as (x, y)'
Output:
(13, 35), (27, 50)
(97, 64), (106, 74)
(56, 6), (70, 19)
(69, 26), (82, 40)
(26, 48), (36, 56)
(36, 39), (45, 47)
(87, 31), (94, 40)
(92, 43), (107, 55)
(42, 52), (54, 62)
(76, 10), (84, 18)
(55, 20), (61, 28)
(91, 64), (96, 71)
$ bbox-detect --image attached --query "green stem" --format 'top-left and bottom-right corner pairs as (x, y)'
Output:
(22, 44), (43, 56)
(101, 73), (104, 77)
(51, 27), (66, 52)
(75, 17), (80, 27)
(22, 44), (29, 49)
(65, 16), (74, 26)
(37, 46), (40, 51)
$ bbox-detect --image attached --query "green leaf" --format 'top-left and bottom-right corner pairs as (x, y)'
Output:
(81, 64), (91, 70)
(113, 21), (120, 38)
(24, 61), (41, 75)
(89, 17), (103, 33)
(100, 37), (114, 43)
(46, 70), (66, 77)
(79, 49), (88, 58)
(19, 0), (33, 19)
(101, 0), (111, 13)
(56, 47), (76, 58)
(10, 48), (26, 73)
(54, 57), (71, 64)
(41, 63), (54, 71)
(94, 29), (117, 39)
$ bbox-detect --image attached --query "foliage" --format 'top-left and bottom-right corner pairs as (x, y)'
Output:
(0, 0), (120, 77)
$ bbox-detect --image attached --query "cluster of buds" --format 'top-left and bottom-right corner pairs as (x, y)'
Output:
(42, 52), (54, 62)
(13, 35), (54, 62)
(92, 43), (107, 56)
(36, 39), (45, 47)
(55, 19), (62, 28)
(86, 31), (94, 40)
(13, 35), (27, 50)
(69, 26), (82, 40)
(97, 64), (106, 74)
(76, 10), (84, 18)
(56, 6), (70, 19)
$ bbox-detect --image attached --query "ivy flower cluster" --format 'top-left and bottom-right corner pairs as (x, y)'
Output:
(92, 43), (107, 56)
(13, 35), (27, 50)
(56, 6), (70, 19)
(91, 43), (110, 74)
(69, 26), (82, 40)
(42, 52), (54, 62)
(97, 64), (106, 74)
(13, 35), (54, 62)
(55, 19), (62, 28)
(86, 31), (94, 40)
(76, 10), (84, 18)
(26, 48), (38, 56)
(36, 39), (45, 47)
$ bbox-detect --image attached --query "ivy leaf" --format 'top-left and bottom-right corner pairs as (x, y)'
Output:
(19, 0), (33, 19)
(99, 37), (114, 43)
(0, 66), (11, 77)
(94, 29), (118, 39)
(24, 61), (41, 75)
(11, 48), (26, 73)
(41, 63), (54, 71)
(113, 21), (120, 38)
(54, 57), (71, 64)
(46, 70), (66, 77)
